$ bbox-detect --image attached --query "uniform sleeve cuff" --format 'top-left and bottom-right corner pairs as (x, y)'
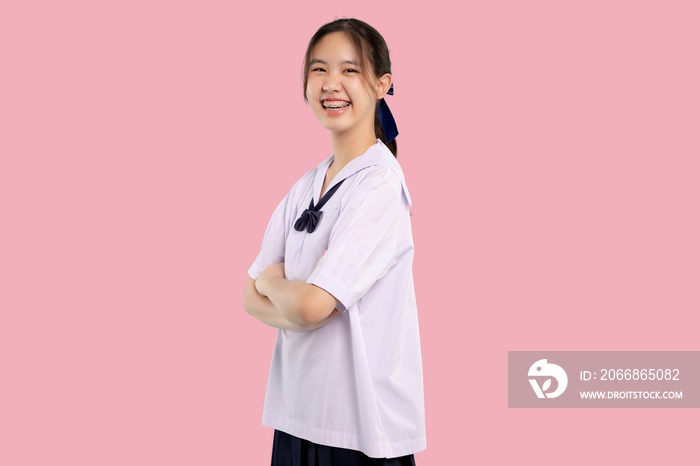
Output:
(247, 263), (264, 280)
(306, 268), (356, 313)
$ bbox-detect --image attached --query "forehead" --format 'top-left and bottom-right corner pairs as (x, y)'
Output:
(310, 32), (360, 63)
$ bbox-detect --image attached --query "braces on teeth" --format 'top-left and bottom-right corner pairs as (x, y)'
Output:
(323, 101), (350, 109)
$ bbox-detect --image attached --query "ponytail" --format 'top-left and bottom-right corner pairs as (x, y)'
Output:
(374, 107), (398, 157)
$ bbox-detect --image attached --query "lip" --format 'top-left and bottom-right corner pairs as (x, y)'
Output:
(320, 99), (351, 116)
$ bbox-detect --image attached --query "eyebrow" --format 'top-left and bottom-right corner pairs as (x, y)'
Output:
(309, 58), (359, 66)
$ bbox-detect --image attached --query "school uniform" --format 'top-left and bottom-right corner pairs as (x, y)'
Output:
(248, 140), (425, 463)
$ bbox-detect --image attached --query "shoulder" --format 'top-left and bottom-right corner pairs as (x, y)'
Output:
(338, 165), (410, 214)
(354, 164), (403, 194)
(351, 147), (412, 207)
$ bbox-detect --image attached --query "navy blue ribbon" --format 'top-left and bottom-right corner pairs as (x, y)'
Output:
(378, 83), (398, 143)
(294, 179), (346, 233)
(377, 83), (399, 143)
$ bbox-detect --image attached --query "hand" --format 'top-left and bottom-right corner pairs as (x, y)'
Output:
(255, 263), (285, 297)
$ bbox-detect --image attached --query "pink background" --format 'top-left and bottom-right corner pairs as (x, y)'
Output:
(2, 1), (698, 464)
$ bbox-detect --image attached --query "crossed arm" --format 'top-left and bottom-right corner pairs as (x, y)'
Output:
(243, 263), (340, 331)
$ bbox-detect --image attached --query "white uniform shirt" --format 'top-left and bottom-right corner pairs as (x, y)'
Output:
(248, 140), (426, 458)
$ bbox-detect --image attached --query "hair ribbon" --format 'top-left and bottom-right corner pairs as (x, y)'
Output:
(378, 83), (398, 143)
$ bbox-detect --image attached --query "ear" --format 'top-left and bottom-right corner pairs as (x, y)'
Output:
(375, 73), (393, 100)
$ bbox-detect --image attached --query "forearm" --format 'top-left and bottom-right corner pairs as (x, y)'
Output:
(259, 276), (338, 326)
(243, 278), (303, 330)
(243, 278), (337, 331)
(259, 277), (309, 324)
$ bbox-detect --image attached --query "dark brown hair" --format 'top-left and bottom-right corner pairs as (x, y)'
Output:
(302, 18), (398, 157)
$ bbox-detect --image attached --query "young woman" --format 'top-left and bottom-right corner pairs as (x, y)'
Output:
(243, 18), (425, 466)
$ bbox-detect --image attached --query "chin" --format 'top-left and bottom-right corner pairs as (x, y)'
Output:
(319, 120), (350, 133)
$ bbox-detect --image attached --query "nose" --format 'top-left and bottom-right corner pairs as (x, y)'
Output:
(322, 73), (341, 92)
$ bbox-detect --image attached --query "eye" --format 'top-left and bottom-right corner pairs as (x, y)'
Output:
(344, 68), (358, 73)
(311, 67), (326, 73)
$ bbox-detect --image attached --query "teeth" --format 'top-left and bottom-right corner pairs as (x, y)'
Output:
(323, 101), (350, 109)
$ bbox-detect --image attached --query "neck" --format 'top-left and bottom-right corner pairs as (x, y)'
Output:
(329, 130), (378, 172)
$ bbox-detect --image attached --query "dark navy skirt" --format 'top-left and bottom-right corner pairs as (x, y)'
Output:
(271, 430), (417, 466)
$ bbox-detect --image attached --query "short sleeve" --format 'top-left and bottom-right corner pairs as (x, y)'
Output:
(247, 193), (290, 279)
(305, 167), (404, 312)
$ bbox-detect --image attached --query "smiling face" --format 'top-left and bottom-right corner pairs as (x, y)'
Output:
(305, 32), (382, 141)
